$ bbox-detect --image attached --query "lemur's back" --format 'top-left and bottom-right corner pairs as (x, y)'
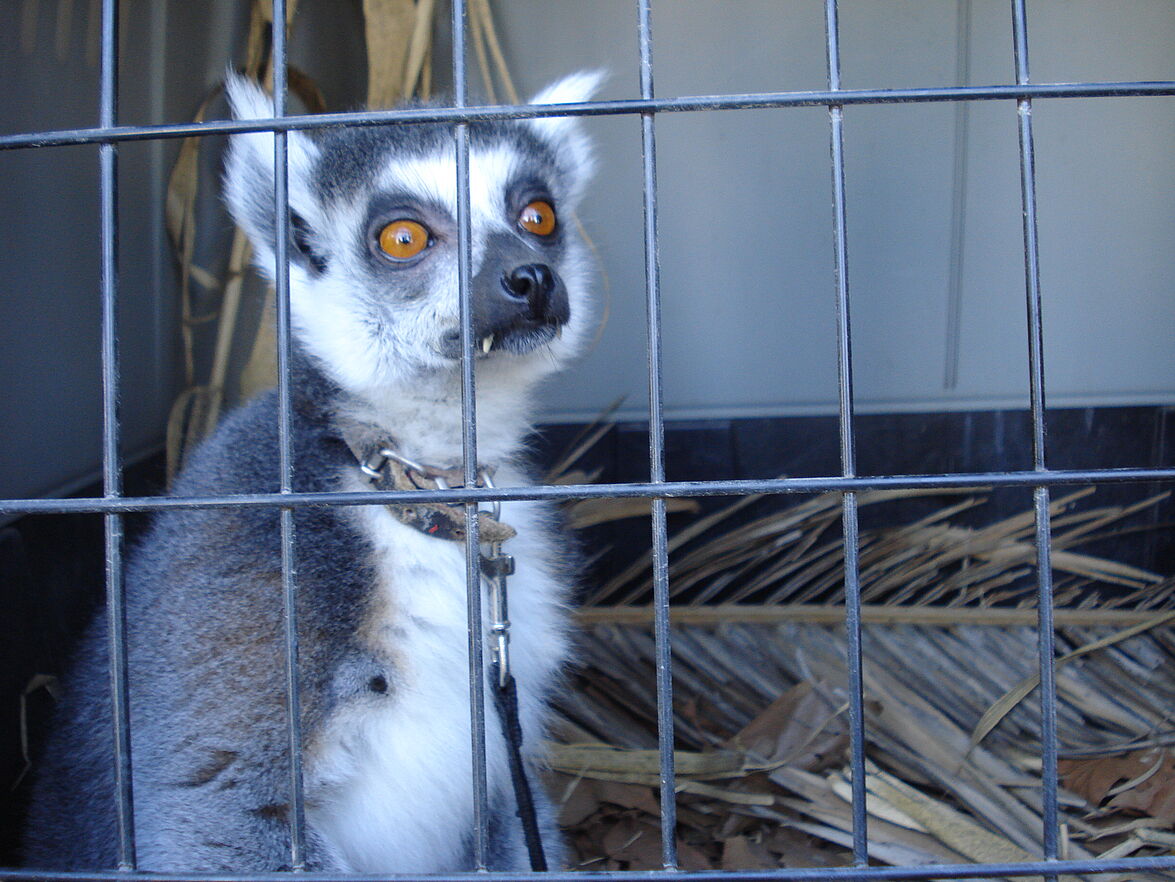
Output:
(25, 380), (369, 869)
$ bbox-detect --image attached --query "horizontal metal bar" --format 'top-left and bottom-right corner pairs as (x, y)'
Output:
(576, 604), (1175, 628)
(4, 853), (1175, 882)
(2, 80), (1172, 150)
(3, 466), (1174, 516)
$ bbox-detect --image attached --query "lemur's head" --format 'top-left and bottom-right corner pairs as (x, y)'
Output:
(223, 73), (600, 406)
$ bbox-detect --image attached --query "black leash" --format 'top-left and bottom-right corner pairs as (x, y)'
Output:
(491, 661), (548, 872)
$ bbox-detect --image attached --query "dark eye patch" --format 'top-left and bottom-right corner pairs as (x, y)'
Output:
(358, 191), (452, 269)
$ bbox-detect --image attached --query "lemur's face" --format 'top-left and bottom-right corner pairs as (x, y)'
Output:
(223, 74), (599, 401)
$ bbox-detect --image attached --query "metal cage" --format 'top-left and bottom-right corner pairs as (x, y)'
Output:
(3, 1), (1175, 879)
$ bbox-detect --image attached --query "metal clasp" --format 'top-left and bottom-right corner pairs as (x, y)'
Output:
(360, 445), (431, 481)
(479, 471), (513, 687)
(359, 447), (391, 482)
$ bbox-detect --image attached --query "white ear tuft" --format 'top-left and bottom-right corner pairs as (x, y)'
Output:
(225, 73), (276, 122)
(528, 70), (606, 108)
(222, 74), (321, 283)
(527, 71), (605, 201)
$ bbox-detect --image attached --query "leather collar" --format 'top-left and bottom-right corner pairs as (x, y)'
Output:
(339, 420), (516, 544)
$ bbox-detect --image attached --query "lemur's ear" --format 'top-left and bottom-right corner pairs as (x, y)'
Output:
(528, 71), (604, 200)
(222, 75), (324, 280)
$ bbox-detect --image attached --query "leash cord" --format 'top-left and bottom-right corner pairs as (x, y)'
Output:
(491, 662), (547, 872)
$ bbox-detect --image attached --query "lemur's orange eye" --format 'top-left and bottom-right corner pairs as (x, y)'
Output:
(378, 219), (431, 260)
(518, 200), (556, 236)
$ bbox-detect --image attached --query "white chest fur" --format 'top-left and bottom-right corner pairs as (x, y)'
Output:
(304, 487), (569, 873)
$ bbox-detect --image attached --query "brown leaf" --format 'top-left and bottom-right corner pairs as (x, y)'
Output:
(722, 835), (778, 870)
(601, 816), (660, 865)
(571, 829), (608, 869)
(1059, 749), (1166, 807)
(557, 777), (601, 827)
(715, 812), (756, 840)
(726, 681), (847, 771)
(1105, 750), (1175, 823)
(594, 780), (661, 815)
(676, 837), (717, 871)
(763, 826), (850, 868)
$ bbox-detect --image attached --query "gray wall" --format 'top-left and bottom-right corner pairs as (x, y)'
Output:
(3, 1), (1173, 499)
(0, 1), (249, 501)
(0, 0), (364, 501)
(484, 0), (1175, 422)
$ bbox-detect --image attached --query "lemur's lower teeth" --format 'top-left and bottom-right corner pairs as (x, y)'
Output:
(481, 334), (494, 354)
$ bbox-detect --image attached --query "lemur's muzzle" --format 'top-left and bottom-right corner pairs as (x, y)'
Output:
(441, 235), (571, 358)
(477, 261), (569, 355)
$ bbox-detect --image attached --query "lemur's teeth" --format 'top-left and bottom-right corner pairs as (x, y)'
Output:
(481, 334), (494, 354)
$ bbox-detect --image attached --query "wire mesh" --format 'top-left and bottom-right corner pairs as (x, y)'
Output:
(3, 1), (1175, 880)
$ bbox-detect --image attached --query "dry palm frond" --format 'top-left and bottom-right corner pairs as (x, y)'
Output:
(584, 487), (1170, 610)
(554, 614), (1175, 873)
(547, 422), (1175, 872)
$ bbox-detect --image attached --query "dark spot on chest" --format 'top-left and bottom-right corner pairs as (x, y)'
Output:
(250, 802), (290, 824)
(178, 748), (238, 788)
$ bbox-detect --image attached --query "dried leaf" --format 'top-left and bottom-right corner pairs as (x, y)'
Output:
(550, 472), (1175, 870)
(543, 396), (624, 484)
(725, 680), (847, 771)
(1105, 751), (1175, 823)
(593, 780), (661, 815)
(566, 496), (699, 530)
(362, 0), (416, 107)
(547, 742), (749, 781)
(555, 776), (601, 827)
(722, 835), (777, 870)
(969, 610), (1175, 749)
(676, 780), (775, 806)
(600, 815), (658, 863)
(763, 826), (849, 868)
(675, 838), (716, 871)
(1060, 750), (1160, 806)
(865, 769), (1036, 865)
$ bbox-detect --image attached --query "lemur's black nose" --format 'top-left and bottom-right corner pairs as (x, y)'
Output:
(502, 264), (556, 318)
(447, 246), (569, 358)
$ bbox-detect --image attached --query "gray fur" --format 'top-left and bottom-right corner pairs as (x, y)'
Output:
(23, 73), (600, 872)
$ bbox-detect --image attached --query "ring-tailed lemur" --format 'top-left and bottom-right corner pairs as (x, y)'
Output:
(24, 72), (600, 873)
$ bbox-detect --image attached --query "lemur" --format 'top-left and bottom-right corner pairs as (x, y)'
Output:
(24, 72), (600, 873)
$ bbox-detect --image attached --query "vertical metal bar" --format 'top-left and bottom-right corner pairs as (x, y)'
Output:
(824, 0), (869, 866)
(98, 0), (135, 869)
(451, 0), (491, 869)
(1032, 484), (1059, 862)
(1010, 0), (1060, 871)
(636, 0), (677, 869)
(944, 0), (972, 391)
(269, 2), (308, 869)
(1011, 6), (1048, 473)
